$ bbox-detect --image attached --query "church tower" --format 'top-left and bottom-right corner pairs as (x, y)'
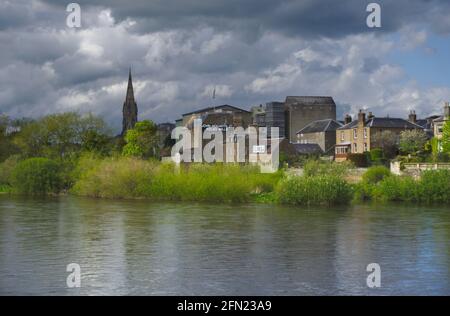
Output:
(121, 68), (138, 136)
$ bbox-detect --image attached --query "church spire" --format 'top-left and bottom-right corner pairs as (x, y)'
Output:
(121, 67), (138, 136)
(126, 67), (135, 102)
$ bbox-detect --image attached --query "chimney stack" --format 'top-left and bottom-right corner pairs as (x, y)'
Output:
(444, 102), (450, 119)
(408, 110), (417, 123)
(368, 112), (374, 120)
(344, 114), (352, 125)
(358, 109), (366, 127)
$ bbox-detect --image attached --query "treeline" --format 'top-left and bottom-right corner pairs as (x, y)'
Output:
(2, 112), (450, 206)
(0, 112), (161, 194)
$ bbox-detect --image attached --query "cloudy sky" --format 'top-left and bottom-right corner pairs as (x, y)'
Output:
(1, 0), (450, 132)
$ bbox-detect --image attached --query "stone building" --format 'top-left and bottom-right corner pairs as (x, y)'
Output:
(179, 104), (252, 129)
(157, 122), (175, 147)
(251, 104), (266, 127)
(265, 102), (285, 138)
(335, 110), (424, 162)
(296, 119), (343, 154)
(284, 96), (336, 142)
(121, 69), (138, 136)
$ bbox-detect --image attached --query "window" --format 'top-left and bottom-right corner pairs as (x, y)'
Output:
(364, 128), (368, 139)
(341, 131), (344, 141)
(353, 129), (357, 139)
(353, 143), (357, 153)
(364, 143), (368, 152)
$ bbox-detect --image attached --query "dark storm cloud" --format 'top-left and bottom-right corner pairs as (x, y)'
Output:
(38, 0), (450, 38)
(1, 0), (450, 131)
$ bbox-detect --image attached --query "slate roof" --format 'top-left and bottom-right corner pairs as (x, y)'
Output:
(433, 115), (446, 123)
(296, 119), (343, 134)
(337, 117), (424, 130)
(290, 143), (323, 154)
(416, 115), (440, 130)
(285, 96), (336, 106)
(182, 104), (250, 116)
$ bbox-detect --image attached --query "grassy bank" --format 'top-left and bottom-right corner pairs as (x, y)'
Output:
(0, 184), (11, 193)
(354, 167), (450, 203)
(277, 175), (353, 206)
(2, 155), (450, 206)
(71, 156), (283, 203)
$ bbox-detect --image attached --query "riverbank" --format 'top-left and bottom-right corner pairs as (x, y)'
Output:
(2, 156), (450, 206)
(0, 185), (11, 194)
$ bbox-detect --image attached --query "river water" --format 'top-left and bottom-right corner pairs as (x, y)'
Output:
(0, 195), (449, 295)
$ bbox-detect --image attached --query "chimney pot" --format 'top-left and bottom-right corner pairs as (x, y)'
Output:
(408, 110), (417, 123)
(344, 114), (352, 124)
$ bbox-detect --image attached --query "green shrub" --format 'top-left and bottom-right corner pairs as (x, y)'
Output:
(362, 166), (391, 184)
(373, 176), (418, 202)
(353, 181), (375, 201)
(0, 155), (19, 185)
(355, 169), (450, 203)
(71, 157), (156, 199)
(71, 158), (282, 202)
(369, 148), (387, 165)
(347, 153), (369, 167)
(276, 175), (353, 205)
(11, 158), (62, 195)
(419, 169), (450, 203)
(370, 148), (383, 161)
(0, 184), (11, 193)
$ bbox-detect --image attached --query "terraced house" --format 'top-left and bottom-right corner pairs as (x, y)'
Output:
(335, 110), (424, 162)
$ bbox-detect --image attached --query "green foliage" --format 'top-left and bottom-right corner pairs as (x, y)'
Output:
(362, 166), (391, 184)
(399, 129), (428, 155)
(355, 169), (450, 203)
(419, 169), (450, 203)
(369, 148), (383, 161)
(72, 158), (282, 203)
(0, 155), (19, 185)
(372, 130), (399, 159)
(442, 121), (450, 153)
(372, 176), (418, 202)
(347, 153), (369, 167)
(13, 112), (111, 159)
(353, 181), (375, 201)
(0, 115), (19, 162)
(303, 159), (352, 177)
(368, 148), (387, 166)
(0, 184), (11, 193)
(122, 120), (159, 158)
(11, 158), (62, 195)
(276, 175), (353, 206)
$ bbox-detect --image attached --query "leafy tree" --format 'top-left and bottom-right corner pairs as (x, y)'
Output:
(122, 120), (159, 158)
(442, 121), (450, 153)
(13, 112), (112, 159)
(372, 130), (398, 159)
(399, 129), (428, 155)
(11, 158), (62, 195)
(0, 115), (19, 162)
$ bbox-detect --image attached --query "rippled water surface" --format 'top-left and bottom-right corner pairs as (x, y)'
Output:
(0, 195), (449, 295)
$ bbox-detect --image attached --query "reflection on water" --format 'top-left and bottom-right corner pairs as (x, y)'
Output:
(0, 195), (449, 295)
